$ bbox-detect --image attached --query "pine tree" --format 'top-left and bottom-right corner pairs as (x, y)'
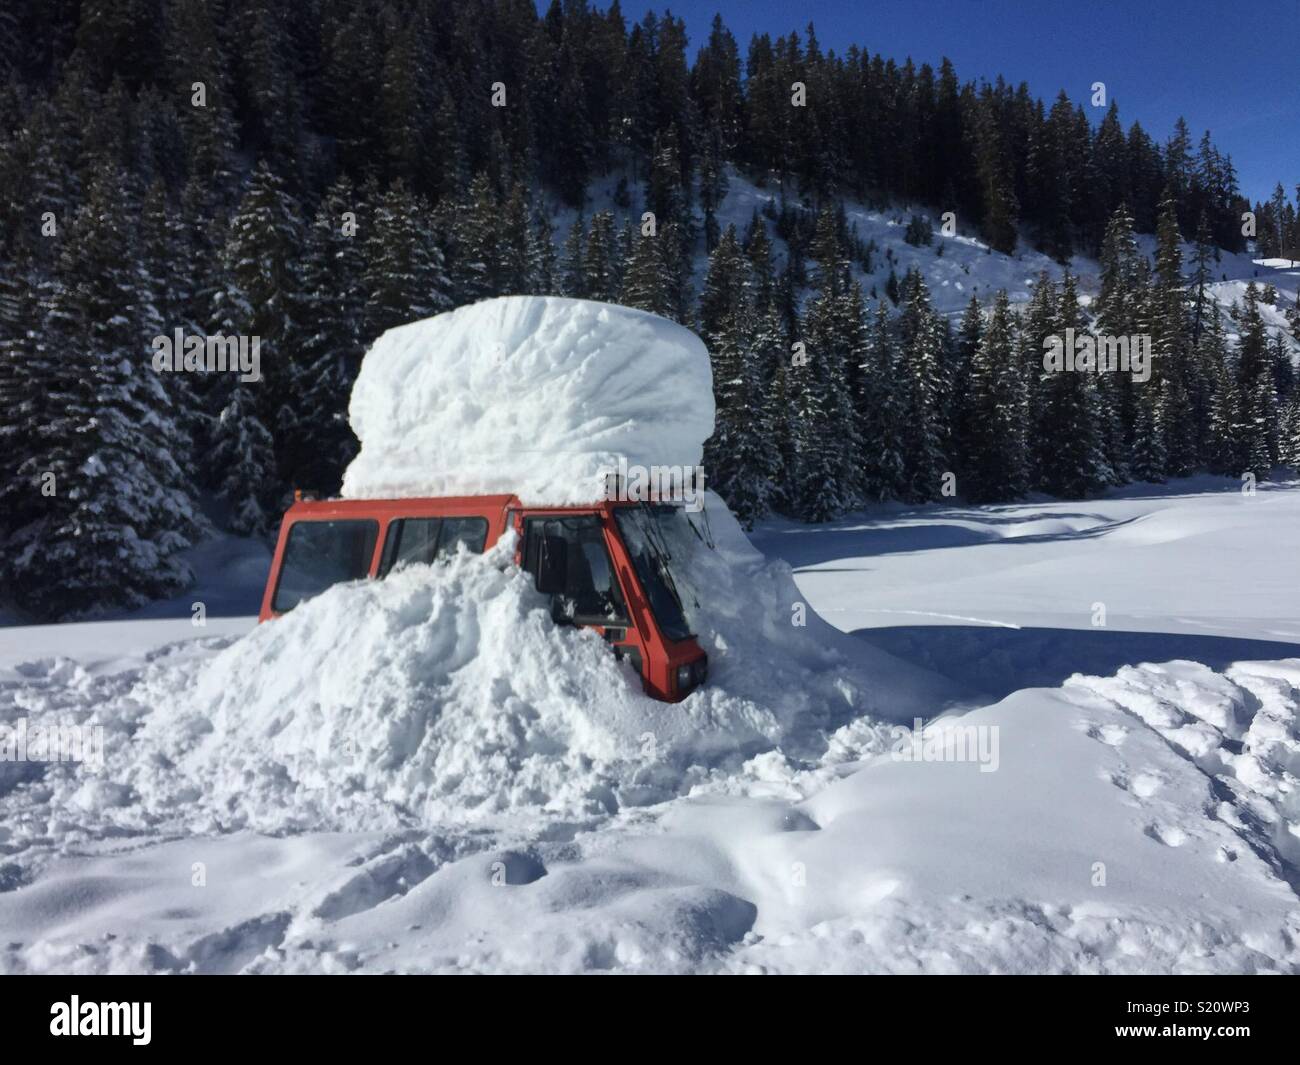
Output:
(7, 172), (203, 619)
(362, 179), (452, 341)
(530, 208), (559, 295)
(959, 291), (1027, 501)
(211, 160), (306, 491)
(1129, 258), (1169, 483)
(561, 214), (586, 298)
(498, 181), (536, 295)
(1093, 205), (1143, 477)
(792, 290), (855, 520)
(210, 381), (278, 535)
(895, 269), (947, 501)
(1202, 305), (1246, 475)
(582, 210), (621, 302)
(452, 172), (504, 303)
(858, 301), (906, 501)
(620, 229), (678, 320)
(0, 261), (44, 549)
(1037, 273), (1111, 497)
(1150, 194), (1197, 475)
(289, 174), (366, 493)
(1237, 281), (1278, 478)
(1279, 390), (1300, 471)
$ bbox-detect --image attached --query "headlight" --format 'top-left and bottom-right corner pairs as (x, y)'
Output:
(676, 664), (693, 691)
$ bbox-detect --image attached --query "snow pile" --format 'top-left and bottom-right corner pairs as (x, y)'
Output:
(341, 296), (715, 504)
(0, 502), (950, 841)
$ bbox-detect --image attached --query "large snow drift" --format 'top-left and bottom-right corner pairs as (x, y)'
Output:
(342, 297), (715, 504)
(0, 497), (949, 841)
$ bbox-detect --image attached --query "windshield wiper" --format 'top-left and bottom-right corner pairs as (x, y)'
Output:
(633, 502), (695, 613)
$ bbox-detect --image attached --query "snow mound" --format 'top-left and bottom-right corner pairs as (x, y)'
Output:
(1, 498), (948, 840)
(341, 296), (714, 504)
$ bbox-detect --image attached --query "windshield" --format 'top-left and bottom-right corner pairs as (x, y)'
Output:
(613, 506), (694, 642)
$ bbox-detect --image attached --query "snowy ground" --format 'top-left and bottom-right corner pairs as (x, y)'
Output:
(1, 476), (1297, 974)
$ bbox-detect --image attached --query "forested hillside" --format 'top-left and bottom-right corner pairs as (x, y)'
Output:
(1, 0), (1298, 620)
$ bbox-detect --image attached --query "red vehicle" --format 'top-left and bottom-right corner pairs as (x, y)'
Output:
(259, 494), (708, 701)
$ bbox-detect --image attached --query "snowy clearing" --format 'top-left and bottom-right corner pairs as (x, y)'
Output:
(1, 477), (1297, 974)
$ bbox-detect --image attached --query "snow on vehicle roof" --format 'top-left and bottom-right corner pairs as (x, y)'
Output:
(341, 296), (715, 505)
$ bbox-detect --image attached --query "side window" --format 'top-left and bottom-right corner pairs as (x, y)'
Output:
(438, 517), (488, 557)
(523, 516), (627, 625)
(379, 518), (441, 575)
(379, 516), (489, 577)
(272, 520), (378, 613)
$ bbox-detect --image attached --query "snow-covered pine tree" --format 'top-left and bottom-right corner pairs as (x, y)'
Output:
(959, 290), (1028, 502)
(7, 171), (203, 619)
(0, 259), (44, 550)
(560, 213), (586, 298)
(1202, 305), (1247, 475)
(1150, 194), (1198, 475)
(858, 301), (906, 501)
(1093, 205), (1144, 480)
(620, 228), (679, 321)
(362, 178), (452, 342)
(894, 269), (947, 502)
(451, 172), (505, 303)
(1269, 331), (1294, 407)
(210, 380), (278, 535)
(1236, 281), (1279, 478)
(582, 210), (621, 303)
(950, 294), (983, 420)
(288, 174), (366, 494)
(643, 132), (694, 319)
(529, 208), (559, 295)
(743, 212), (776, 312)
(498, 181), (536, 295)
(203, 163), (297, 524)
(1279, 390), (1300, 472)
(1037, 272), (1111, 497)
(137, 178), (205, 464)
(716, 317), (782, 526)
(1019, 271), (1060, 488)
(833, 279), (869, 507)
(1128, 257), (1168, 482)
(792, 290), (854, 520)
(698, 225), (748, 488)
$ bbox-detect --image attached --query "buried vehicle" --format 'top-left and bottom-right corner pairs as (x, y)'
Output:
(259, 492), (709, 702)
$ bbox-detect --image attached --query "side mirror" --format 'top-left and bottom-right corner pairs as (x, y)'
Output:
(535, 535), (568, 595)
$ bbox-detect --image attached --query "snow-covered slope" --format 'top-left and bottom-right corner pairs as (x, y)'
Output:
(569, 163), (1300, 349)
(2, 479), (1298, 974)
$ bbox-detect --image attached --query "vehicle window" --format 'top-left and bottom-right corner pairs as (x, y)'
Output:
(439, 517), (488, 557)
(272, 519), (378, 613)
(379, 518), (441, 575)
(379, 516), (489, 577)
(613, 508), (694, 641)
(523, 516), (627, 625)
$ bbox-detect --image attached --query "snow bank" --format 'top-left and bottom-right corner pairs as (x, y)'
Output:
(0, 499), (950, 840)
(341, 296), (714, 505)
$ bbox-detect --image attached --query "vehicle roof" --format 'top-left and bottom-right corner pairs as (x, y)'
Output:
(281, 494), (658, 520)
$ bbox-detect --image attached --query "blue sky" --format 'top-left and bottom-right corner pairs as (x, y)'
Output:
(580, 0), (1298, 205)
